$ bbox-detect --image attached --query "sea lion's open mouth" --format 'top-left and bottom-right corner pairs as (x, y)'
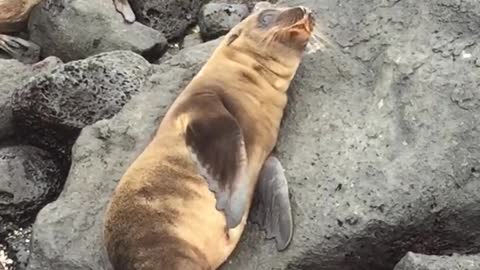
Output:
(277, 6), (315, 35)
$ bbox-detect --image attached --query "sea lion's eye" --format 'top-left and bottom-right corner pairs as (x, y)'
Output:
(261, 14), (274, 25)
(258, 10), (277, 27)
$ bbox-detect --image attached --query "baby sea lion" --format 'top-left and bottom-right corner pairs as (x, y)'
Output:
(103, 3), (315, 270)
(0, 0), (41, 63)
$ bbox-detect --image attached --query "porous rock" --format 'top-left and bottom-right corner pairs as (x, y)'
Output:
(27, 0), (167, 62)
(0, 57), (62, 141)
(394, 252), (480, 270)
(198, 3), (250, 40)
(11, 50), (152, 158)
(25, 39), (222, 270)
(129, 0), (207, 41)
(0, 146), (63, 227)
(25, 0), (480, 270)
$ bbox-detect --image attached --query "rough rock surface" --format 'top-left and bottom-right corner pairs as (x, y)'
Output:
(11, 51), (152, 158)
(24, 0), (480, 270)
(25, 39), (222, 270)
(198, 3), (250, 40)
(129, 0), (207, 41)
(0, 146), (63, 226)
(0, 57), (62, 141)
(394, 252), (480, 270)
(27, 0), (167, 62)
(182, 27), (203, 48)
(2, 227), (32, 270)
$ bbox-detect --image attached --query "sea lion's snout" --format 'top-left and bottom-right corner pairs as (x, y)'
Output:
(279, 6), (315, 34)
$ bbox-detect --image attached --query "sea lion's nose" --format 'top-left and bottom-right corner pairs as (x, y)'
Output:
(299, 6), (312, 15)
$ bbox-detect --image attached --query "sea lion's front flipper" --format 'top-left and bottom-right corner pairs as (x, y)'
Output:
(185, 93), (248, 229)
(113, 0), (136, 23)
(250, 155), (293, 251)
(0, 34), (40, 64)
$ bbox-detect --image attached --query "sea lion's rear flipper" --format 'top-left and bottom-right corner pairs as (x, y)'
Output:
(185, 93), (248, 229)
(0, 34), (40, 64)
(250, 155), (293, 251)
(113, 0), (136, 23)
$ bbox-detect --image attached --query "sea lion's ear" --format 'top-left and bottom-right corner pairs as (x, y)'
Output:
(185, 93), (248, 229)
(226, 30), (241, 46)
(249, 155), (294, 251)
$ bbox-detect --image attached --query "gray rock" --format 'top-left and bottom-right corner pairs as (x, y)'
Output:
(182, 27), (204, 48)
(394, 252), (480, 270)
(25, 0), (480, 270)
(0, 146), (63, 226)
(129, 0), (207, 41)
(0, 57), (62, 141)
(198, 3), (250, 40)
(11, 50), (152, 158)
(25, 38), (221, 270)
(27, 0), (167, 62)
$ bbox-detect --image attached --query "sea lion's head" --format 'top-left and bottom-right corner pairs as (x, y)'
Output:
(225, 2), (316, 59)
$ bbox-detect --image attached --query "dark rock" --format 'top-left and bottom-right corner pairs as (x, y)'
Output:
(11, 51), (152, 159)
(27, 0), (167, 62)
(0, 146), (63, 226)
(394, 252), (480, 270)
(0, 57), (62, 141)
(198, 3), (250, 40)
(129, 0), (207, 41)
(25, 38), (222, 270)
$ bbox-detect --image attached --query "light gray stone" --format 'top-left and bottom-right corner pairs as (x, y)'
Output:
(198, 3), (250, 40)
(394, 252), (480, 270)
(27, 0), (167, 62)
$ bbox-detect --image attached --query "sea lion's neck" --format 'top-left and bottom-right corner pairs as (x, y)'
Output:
(218, 43), (299, 93)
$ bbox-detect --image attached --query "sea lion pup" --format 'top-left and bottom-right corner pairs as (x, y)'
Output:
(0, 0), (42, 63)
(103, 3), (315, 270)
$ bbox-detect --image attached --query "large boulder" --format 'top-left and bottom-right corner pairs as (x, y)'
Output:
(25, 39), (222, 270)
(129, 0), (207, 41)
(11, 50), (153, 159)
(0, 57), (62, 141)
(223, 0), (480, 269)
(25, 0), (480, 270)
(394, 252), (480, 270)
(27, 0), (167, 62)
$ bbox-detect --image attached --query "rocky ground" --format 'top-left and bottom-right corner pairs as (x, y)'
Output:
(0, 0), (479, 270)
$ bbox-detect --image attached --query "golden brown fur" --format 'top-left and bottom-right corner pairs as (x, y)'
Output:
(0, 0), (42, 33)
(103, 4), (315, 270)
